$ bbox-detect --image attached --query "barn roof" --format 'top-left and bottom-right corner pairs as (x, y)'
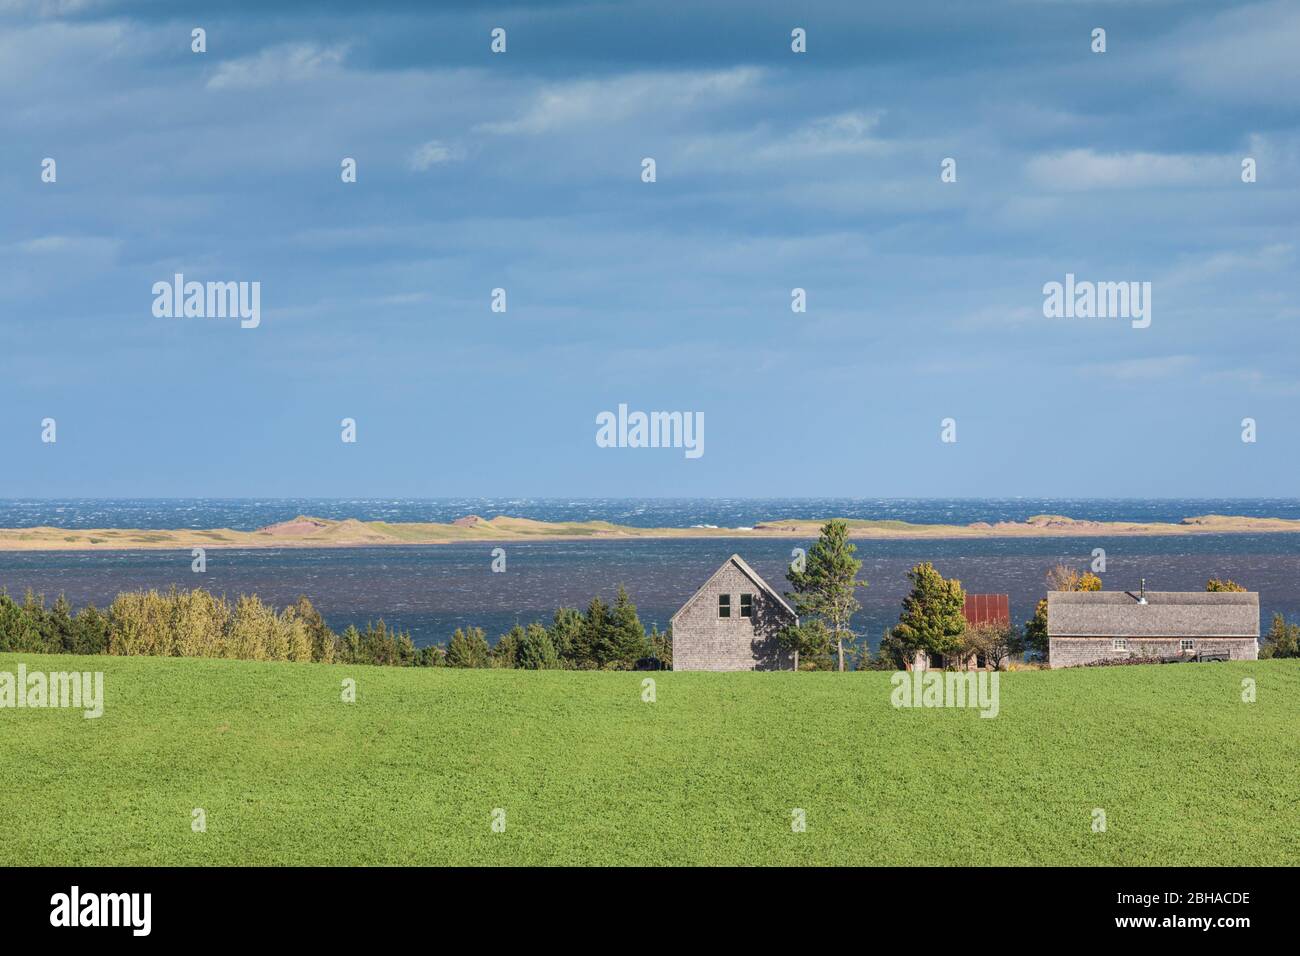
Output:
(1047, 590), (1259, 638)
(670, 554), (798, 624)
(964, 593), (1010, 626)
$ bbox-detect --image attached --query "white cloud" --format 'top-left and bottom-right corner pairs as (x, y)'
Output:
(1202, 367), (1300, 397)
(1025, 149), (1230, 190)
(10, 235), (120, 259)
(477, 67), (761, 135)
(1079, 355), (1198, 382)
(409, 140), (463, 171)
(0, 0), (105, 14)
(1155, 0), (1300, 105)
(1159, 243), (1295, 290)
(755, 110), (891, 161)
(206, 43), (348, 91)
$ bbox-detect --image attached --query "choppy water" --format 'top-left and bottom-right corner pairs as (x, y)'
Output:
(1, 501), (1297, 649)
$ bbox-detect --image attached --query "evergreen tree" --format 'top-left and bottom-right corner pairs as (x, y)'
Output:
(647, 624), (672, 668)
(493, 625), (525, 668)
(71, 604), (110, 655)
(777, 619), (834, 671)
(786, 520), (867, 671)
(609, 585), (649, 667)
(339, 624), (363, 663)
(550, 607), (584, 663)
(1261, 613), (1300, 659)
(577, 596), (611, 669)
(0, 591), (42, 652)
(446, 626), (491, 668)
(518, 623), (560, 669)
(49, 594), (76, 653)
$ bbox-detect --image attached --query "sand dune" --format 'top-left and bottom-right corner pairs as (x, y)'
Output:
(1, 513), (1299, 551)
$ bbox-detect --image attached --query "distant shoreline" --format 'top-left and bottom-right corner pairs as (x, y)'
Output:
(3, 512), (1300, 551)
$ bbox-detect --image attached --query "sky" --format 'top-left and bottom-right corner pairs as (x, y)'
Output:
(1, 0), (1297, 499)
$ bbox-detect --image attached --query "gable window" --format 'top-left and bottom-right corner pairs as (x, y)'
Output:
(718, 594), (731, 618)
(1112, 639), (1128, 651)
(740, 593), (754, 618)
(1180, 639), (1195, 652)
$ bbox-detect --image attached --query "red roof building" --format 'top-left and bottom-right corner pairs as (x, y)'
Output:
(963, 593), (1010, 628)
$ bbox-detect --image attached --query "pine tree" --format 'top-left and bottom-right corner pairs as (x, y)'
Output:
(493, 625), (525, 668)
(446, 626), (490, 668)
(518, 623), (560, 669)
(609, 585), (649, 668)
(577, 596), (611, 669)
(648, 624), (672, 668)
(550, 607), (583, 663)
(777, 619), (834, 671)
(1261, 613), (1300, 658)
(786, 520), (867, 671)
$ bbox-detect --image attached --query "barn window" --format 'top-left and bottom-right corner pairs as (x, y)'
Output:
(718, 594), (731, 618)
(740, 593), (753, 618)
(1180, 639), (1195, 651)
(1112, 638), (1127, 650)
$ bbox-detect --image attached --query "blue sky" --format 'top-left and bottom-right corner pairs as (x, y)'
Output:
(2, 0), (1297, 498)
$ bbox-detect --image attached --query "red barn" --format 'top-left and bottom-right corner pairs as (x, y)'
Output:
(922, 594), (1013, 670)
(963, 593), (1010, 628)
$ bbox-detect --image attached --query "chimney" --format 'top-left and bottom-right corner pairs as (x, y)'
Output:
(1138, 578), (1147, 605)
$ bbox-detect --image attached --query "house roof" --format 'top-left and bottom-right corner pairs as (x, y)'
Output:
(670, 554), (798, 624)
(964, 593), (1010, 626)
(1047, 590), (1259, 638)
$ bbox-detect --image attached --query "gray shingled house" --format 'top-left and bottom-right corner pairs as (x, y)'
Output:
(671, 555), (798, 670)
(1046, 587), (1259, 668)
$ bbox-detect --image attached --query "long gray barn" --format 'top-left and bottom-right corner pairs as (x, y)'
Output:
(671, 555), (797, 671)
(1047, 589), (1259, 668)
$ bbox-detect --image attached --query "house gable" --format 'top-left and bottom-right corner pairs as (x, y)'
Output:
(670, 554), (797, 627)
(670, 555), (797, 671)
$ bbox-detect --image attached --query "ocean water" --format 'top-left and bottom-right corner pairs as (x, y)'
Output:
(1, 498), (1298, 649)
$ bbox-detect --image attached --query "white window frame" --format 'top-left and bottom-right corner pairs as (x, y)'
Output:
(1180, 639), (1195, 652)
(1112, 638), (1128, 651)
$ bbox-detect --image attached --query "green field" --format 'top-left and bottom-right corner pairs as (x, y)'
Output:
(1, 653), (1296, 865)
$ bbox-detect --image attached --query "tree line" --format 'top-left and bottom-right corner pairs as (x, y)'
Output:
(776, 519), (1023, 671)
(771, 520), (1300, 669)
(0, 584), (671, 670)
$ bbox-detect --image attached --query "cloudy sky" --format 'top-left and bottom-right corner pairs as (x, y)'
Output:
(2, 0), (1297, 498)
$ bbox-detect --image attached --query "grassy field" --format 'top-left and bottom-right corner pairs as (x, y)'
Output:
(1, 653), (1296, 866)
